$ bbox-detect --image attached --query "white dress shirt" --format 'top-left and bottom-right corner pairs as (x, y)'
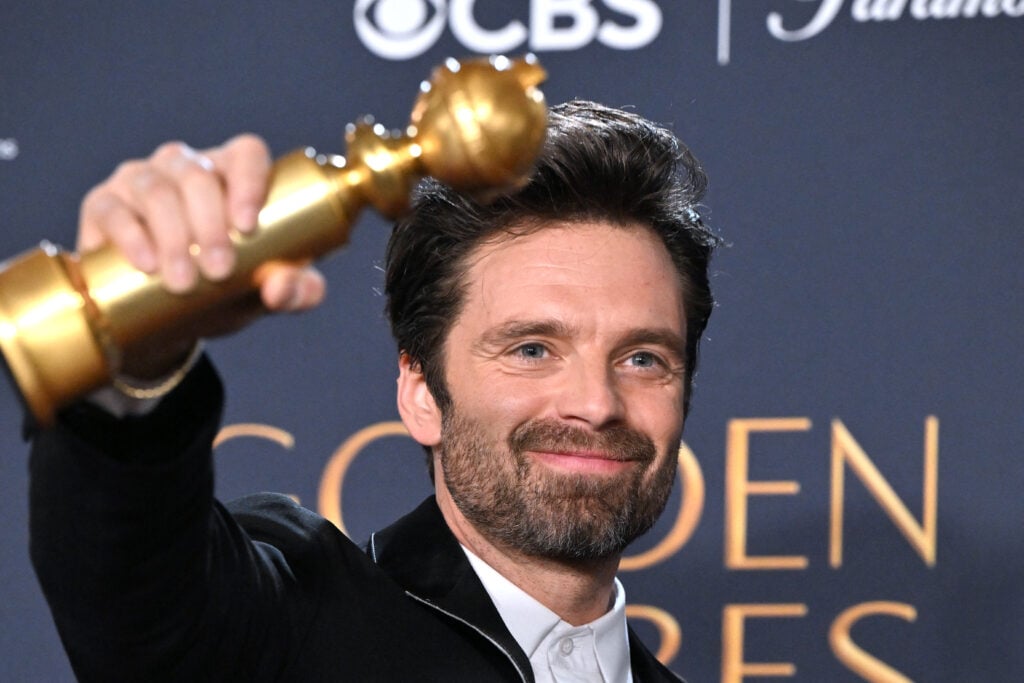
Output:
(464, 547), (634, 683)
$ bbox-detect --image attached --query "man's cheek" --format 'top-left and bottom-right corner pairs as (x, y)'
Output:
(487, 381), (553, 419)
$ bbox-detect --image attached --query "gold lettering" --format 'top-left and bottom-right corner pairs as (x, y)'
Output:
(721, 603), (808, 682)
(621, 441), (705, 570)
(318, 421), (410, 536)
(830, 601), (917, 682)
(829, 418), (938, 567)
(725, 418), (812, 570)
(625, 604), (682, 666)
(214, 423), (295, 449)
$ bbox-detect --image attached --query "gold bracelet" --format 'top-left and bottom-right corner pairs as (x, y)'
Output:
(110, 343), (203, 400)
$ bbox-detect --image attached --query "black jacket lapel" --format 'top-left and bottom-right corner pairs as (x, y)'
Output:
(370, 496), (684, 683)
(628, 626), (685, 682)
(368, 496), (534, 681)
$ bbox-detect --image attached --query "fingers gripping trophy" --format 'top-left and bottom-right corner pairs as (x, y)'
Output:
(0, 55), (548, 427)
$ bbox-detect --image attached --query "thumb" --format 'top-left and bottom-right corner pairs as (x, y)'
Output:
(259, 264), (327, 312)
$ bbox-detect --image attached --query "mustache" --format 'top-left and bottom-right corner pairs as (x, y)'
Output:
(508, 420), (656, 463)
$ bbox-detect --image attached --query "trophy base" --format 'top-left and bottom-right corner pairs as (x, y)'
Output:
(0, 244), (111, 427)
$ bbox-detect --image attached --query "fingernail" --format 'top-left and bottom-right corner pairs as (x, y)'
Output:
(287, 283), (304, 310)
(235, 206), (259, 233)
(132, 247), (158, 273)
(166, 256), (195, 292)
(202, 246), (234, 280)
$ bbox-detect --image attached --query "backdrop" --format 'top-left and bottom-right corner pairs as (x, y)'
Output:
(1, 2), (1021, 681)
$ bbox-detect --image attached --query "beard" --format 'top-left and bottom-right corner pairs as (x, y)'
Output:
(438, 407), (678, 563)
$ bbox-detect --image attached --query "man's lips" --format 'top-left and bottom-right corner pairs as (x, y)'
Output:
(527, 449), (639, 474)
(510, 419), (657, 474)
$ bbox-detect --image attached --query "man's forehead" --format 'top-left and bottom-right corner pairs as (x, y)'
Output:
(453, 220), (687, 332)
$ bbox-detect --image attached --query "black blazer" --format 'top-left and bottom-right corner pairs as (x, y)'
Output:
(30, 357), (682, 682)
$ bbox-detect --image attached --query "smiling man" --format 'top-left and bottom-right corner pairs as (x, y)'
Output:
(29, 101), (718, 681)
(411, 222), (687, 623)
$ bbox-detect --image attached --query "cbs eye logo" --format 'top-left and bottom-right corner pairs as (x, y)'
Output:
(354, 0), (448, 61)
(354, 0), (663, 61)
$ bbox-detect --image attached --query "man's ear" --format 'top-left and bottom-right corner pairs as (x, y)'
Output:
(397, 353), (442, 447)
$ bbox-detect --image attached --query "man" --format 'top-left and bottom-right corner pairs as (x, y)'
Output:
(29, 101), (717, 681)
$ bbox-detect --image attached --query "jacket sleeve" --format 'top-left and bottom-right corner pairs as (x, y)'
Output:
(28, 356), (303, 682)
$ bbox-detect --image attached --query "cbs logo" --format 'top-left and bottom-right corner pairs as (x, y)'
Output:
(354, 0), (663, 60)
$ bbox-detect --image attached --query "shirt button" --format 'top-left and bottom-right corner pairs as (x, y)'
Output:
(559, 637), (575, 656)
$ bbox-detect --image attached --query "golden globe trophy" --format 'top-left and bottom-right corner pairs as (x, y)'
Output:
(0, 55), (547, 426)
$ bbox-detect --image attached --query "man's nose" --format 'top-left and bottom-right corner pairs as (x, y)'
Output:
(555, 359), (625, 428)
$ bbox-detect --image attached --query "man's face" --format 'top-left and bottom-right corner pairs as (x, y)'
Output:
(435, 221), (688, 562)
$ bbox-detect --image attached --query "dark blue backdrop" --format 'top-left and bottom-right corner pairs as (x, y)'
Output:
(1, 2), (1021, 680)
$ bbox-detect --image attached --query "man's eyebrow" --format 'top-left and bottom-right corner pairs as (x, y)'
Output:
(619, 328), (688, 362)
(477, 319), (576, 347)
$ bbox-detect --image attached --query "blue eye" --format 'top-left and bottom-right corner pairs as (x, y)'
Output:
(511, 343), (550, 361)
(627, 351), (661, 368)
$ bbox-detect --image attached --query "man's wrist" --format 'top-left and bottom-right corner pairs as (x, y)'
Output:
(90, 342), (204, 418)
(111, 342), (204, 401)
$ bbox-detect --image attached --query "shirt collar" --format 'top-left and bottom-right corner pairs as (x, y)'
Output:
(463, 546), (632, 682)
